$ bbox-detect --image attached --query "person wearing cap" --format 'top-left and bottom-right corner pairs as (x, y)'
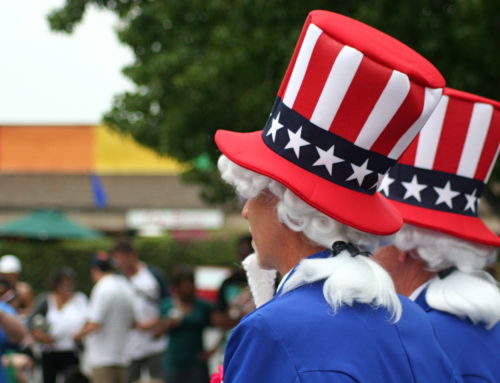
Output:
(215, 10), (462, 383)
(74, 252), (136, 383)
(375, 88), (500, 382)
(0, 255), (33, 315)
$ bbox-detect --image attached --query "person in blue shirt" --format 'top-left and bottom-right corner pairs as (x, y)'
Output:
(216, 155), (463, 382)
(374, 88), (500, 383)
(212, 10), (466, 380)
(0, 300), (28, 383)
(375, 227), (500, 383)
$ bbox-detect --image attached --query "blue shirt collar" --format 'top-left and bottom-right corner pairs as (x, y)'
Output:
(275, 249), (331, 296)
(414, 288), (432, 312)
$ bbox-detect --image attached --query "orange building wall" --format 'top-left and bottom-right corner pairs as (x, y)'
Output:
(0, 125), (93, 173)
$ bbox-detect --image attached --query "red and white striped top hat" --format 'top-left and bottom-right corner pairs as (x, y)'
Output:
(381, 88), (500, 245)
(216, 10), (445, 235)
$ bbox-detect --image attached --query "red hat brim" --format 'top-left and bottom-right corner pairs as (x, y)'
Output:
(390, 200), (500, 246)
(216, 130), (403, 235)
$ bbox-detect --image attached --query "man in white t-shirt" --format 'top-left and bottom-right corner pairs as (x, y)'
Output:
(74, 252), (136, 383)
(112, 241), (168, 383)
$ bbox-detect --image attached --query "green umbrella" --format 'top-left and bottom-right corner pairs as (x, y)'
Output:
(0, 209), (103, 240)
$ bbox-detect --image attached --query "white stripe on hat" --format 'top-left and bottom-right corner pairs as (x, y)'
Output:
(282, 24), (322, 108)
(485, 144), (500, 182)
(388, 87), (443, 159)
(414, 95), (449, 169)
(456, 103), (494, 178)
(310, 46), (363, 130)
(355, 70), (410, 149)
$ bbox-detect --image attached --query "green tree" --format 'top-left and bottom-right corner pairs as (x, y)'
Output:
(48, 0), (500, 205)
(48, 0), (355, 203)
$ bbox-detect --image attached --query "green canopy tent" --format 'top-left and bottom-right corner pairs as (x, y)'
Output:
(0, 209), (103, 240)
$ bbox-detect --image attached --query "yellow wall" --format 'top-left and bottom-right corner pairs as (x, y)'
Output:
(93, 126), (186, 174)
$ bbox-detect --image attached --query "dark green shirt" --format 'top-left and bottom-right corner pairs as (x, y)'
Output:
(160, 298), (213, 371)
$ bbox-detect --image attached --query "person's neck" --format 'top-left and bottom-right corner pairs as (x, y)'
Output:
(54, 292), (73, 308)
(374, 246), (436, 297)
(95, 272), (112, 282)
(177, 295), (195, 306)
(278, 241), (325, 276)
(126, 262), (141, 277)
(394, 261), (435, 297)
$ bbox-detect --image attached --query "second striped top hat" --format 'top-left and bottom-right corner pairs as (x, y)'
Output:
(216, 10), (445, 235)
(381, 88), (500, 246)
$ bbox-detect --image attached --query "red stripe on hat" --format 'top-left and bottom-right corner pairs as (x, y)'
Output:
(328, 55), (393, 142)
(278, 16), (313, 99)
(292, 34), (344, 120)
(398, 134), (419, 165)
(370, 82), (425, 156)
(310, 11), (444, 88)
(474, 108), (500, 181)
(432, 97), (474, 174)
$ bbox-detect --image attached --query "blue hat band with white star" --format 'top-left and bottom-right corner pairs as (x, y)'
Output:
(382, 163), (484, 217)
(262, 97), (396, 195)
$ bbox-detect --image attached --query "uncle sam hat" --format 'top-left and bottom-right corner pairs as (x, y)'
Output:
(381, 88), (500, 246)
(215, 10), (445, 235)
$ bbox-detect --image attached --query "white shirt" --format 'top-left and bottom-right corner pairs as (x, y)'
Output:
(409, 280), (432, 301)
(46, 292), (88, 352)
(85, 274), (136, 368)
(126, 263), (167, 359)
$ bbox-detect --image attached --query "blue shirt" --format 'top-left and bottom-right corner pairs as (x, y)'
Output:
(415, 290), (500, 383)
(224, 252), (462, 382)
(0, 302), (16, 383)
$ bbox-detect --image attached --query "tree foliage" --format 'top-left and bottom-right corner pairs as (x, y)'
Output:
(48, 0), (500, 203)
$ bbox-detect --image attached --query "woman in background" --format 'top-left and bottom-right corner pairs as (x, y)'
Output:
(28, 267), (88, 383)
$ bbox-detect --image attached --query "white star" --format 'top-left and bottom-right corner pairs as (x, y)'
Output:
(346, 159), (373, 186)
(312, 145), (343, 175)
(266, 112), (284, 142)
(464, 189), (478, 213)
(378, 174), (395, 195)
(284, 127), (310, 158)
(370, 172), (386, 190)
(402, 175), (427, 202)
(434, 181), (460, 209)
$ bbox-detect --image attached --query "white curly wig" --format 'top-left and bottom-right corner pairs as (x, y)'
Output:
(218, 155), (402, 322)
(394, 224), (500, 329)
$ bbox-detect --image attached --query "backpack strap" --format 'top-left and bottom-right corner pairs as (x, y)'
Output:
(26, 293), (49, 329)
(147, 264), (170, 300)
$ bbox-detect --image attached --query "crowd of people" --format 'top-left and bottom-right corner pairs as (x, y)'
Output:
(0, 237), (256, 383)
